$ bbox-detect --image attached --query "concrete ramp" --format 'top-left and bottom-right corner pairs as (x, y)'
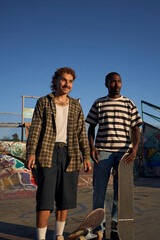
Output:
(0, 141), (96, 200)
(0, 141), (37, 200)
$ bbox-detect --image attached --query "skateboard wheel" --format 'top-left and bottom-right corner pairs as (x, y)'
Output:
(95, 231), (103, 240)
(76, 236), (86, 240)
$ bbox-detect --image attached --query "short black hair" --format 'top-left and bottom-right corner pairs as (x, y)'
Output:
(105, 72), (121, 87)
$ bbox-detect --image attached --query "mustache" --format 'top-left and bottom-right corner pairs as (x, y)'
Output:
(63, 86), (70, 89)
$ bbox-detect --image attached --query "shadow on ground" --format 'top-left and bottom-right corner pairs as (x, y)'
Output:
(134, 177), (160, 188)
(0, 222), (72, 240)
(0, 222), (36, 239)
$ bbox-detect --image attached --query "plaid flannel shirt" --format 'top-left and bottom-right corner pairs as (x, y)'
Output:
(26, 92), (90, 171)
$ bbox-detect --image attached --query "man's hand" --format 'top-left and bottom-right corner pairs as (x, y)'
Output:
(91, 147), (99, 164)
(25, 156), (35, 170)
(124, 147), (137, 165)
(88, 124), (99, 163)
(124, 125), (140, 165)
(84, 161), (92, 172)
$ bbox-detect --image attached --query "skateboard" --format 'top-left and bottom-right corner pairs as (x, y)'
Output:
(118, 153), (134, 240)
(66, 208), (105, 240)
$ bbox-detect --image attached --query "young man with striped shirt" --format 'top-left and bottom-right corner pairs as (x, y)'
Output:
(86, 72), (142, 240)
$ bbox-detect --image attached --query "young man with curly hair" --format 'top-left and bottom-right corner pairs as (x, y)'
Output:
(86, 72), (142, 240)
(26, 67), (91, 240)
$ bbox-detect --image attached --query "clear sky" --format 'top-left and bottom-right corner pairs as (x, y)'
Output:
(0, 0), (160, 126)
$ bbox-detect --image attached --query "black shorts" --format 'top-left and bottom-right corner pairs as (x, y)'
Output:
(36, 145), (79, 212)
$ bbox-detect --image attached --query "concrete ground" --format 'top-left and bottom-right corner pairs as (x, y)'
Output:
(0, 177), (160, 240)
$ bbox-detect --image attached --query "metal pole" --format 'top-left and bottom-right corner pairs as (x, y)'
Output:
(21, 95), (39, 142)
(0, 112), (21, 115)
(141, 101), (144, 122)
(21, 96), (24, 142)
(22, 95), (39, 99)
(141, 101), (145, 134)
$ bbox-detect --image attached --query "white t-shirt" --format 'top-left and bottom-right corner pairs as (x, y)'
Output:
(55, 104), (69, 143)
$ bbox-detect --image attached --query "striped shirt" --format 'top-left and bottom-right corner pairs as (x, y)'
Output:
(86, 95), (143, 152)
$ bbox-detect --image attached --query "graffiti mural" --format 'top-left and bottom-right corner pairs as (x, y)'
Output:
(143, 122), (160, 177)
(0, 141), (113, 200)
(0, 141), (37, 200)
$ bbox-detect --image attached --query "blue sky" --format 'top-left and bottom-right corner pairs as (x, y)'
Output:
(0, 0), (160, 127)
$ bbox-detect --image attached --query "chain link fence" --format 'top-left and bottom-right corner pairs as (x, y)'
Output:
(0, 112), (22, 141)
(0, 96), (39, 142)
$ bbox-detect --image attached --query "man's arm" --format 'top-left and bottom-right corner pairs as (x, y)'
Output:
(88, 124), (99, 164)
(77, 105), (91, 172)
(124, 125), (140, 164)
(26, 99), (43, 170)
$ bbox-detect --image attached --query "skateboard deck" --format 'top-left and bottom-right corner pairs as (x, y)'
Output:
(66, 208), (105, 240)
(118, 153), (134, 240)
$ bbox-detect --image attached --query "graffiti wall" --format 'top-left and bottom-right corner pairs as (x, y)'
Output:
(0, 141), (37, 200)
(143, 122), (160, 177)
(0, 141), (99, 200)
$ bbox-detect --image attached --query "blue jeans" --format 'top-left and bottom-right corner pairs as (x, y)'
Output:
(93, 151), (124, 232)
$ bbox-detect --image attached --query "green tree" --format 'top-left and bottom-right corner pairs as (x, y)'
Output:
(12, 133), (20, 142)
(1, 136), (11, 141)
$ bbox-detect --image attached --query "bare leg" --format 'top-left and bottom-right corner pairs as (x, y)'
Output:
(36, 210), (51, 228)
(56, 208), (68, 221)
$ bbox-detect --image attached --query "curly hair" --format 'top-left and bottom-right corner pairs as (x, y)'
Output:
(51, 67), (76, 91)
